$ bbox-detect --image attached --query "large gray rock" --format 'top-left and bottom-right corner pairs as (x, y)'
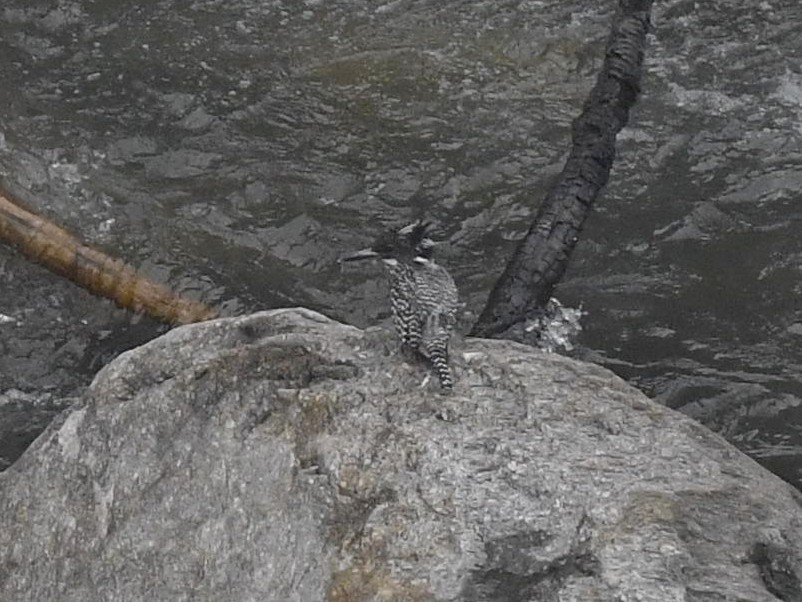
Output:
(1, 308), (801, 601)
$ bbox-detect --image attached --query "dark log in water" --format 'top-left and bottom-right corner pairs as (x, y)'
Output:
(471, 0), (654, 340)
(0, 188), (218, 325)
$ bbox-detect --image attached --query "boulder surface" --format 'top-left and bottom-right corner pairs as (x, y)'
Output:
(1, 308), (801, 601)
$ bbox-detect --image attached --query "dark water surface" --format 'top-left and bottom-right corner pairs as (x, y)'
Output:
(2, 0), (802, 487)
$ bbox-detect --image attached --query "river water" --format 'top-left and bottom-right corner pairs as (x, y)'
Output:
(1, 0), (802, 487)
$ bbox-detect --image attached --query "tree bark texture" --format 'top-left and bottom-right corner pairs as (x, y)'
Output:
(471, 0), (654, 339)
(0, 188), (218, 325)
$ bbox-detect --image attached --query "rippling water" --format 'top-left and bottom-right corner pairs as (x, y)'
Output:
(1, 0), (802, 487)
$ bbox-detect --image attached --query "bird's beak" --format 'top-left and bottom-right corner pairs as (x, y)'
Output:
(339, 248), (379, 263)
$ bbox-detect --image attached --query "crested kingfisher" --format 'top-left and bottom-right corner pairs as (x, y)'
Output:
(342, 221), (460, 390)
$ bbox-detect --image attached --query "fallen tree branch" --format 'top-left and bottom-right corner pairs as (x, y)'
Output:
(471, 0), (653, 340)
(0, 188), (218, 325)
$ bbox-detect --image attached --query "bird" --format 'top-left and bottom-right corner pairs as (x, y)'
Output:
(341, 220), (460, 390)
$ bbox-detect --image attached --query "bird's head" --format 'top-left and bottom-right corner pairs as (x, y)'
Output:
(341, 220), (435, 266)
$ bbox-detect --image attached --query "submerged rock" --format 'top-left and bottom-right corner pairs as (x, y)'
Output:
(1, 308), (801, 601)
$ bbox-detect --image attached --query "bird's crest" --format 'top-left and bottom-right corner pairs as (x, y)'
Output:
(398, 220), (435, 259)
(342, 219), (437, 263)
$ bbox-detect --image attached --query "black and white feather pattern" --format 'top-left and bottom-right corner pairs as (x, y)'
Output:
(386, 256), (459, 389)
(344, 220), (460, 389)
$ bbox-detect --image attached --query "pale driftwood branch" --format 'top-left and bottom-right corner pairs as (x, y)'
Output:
(0, 188), (218, 325)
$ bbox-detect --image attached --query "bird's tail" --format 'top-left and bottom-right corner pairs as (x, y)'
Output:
(428, 344), (454, 390)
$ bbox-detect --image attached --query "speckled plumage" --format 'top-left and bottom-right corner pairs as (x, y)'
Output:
(344, 221), (460, 389)
(386, 256), (459, 388)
